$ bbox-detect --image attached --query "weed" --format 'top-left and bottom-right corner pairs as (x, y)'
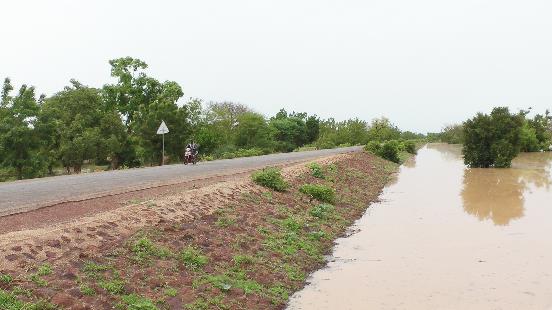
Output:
(307, 162), (325, 179)
(185, 298), (209, 310)
(308, 230), (328, 241)
(0, 273), (12, 284)
(267, 283), (290, 305)
(119, 294), (157, 310)
(79, 284), (95, 296)
(99, 279), (126, 295)
(37, 264), (52, 276)
(83, 262), (111, 279)
(131, 237), (172, 264)
(309, 203), (335, 219)
(0, 289), (24, 310)
(299, 184), (335, 203)
(215, 211), (237, 228)
(10, 287), (32, 298)
(199, 272), (262, 295)
(261, 191), (273, 201)
(284, 264), (305, 282)
(251, 168), (288, 191)
(180, 246), (209, 271)
(232, 254), (255, 266)
(29, 274), (48, 287)
(164, 287), (178, 298)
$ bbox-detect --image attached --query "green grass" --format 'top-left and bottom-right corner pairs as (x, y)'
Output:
(29, 274), (48, 287)
(0, 273), (13, 284)
(83, 262), (111, 279)
(37, 264), (52, 276)
(99, 279), (126, 295)
(309, 203), (335, 219)
(267, 283), (290, 305)
(196, 272), (263, 295)
(80, 284), (96, 296)
(0, 289), (56, 310)
(180, 246), (209, 271)
(0, 290), (25, 310)
(232, 254), (255, 266)
(163, 287), (178, 298)
(215, 210), (237, 228)
(119, 294), (158, 310)
(131, 237), (172, 264)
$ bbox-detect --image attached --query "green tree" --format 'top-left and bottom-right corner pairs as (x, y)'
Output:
(440, 124), (464, 144)
(235, 112), (272, 149)
(305, 115), (320, 143)
(39, 81), (128, 173)
(269, 110), (307, 152)
(0, 78), (44, 179)
(462, 107), (524, 168)
(366, 117), (401, 142)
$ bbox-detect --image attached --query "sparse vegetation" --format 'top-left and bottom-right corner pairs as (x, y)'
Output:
(0, 152), (395, 309)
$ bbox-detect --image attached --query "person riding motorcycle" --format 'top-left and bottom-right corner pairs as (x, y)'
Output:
(186, 141), (198, 157)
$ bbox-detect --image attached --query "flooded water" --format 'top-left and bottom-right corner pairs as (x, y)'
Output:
(288, 144), (552, 310)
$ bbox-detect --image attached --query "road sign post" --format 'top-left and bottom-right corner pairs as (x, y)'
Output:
(156, 120), (169, 165)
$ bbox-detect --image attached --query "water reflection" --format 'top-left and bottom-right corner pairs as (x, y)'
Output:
(462, 169), (525, 226)
(461, 152), (552, 226)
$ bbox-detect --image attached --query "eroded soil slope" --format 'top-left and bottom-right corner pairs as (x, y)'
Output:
(0, 151), (395, 309)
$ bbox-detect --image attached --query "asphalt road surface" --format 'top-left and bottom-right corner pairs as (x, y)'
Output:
(0, 146), (362, 217)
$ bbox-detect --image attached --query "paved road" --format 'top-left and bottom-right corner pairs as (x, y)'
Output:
(0, 146), (362, 217)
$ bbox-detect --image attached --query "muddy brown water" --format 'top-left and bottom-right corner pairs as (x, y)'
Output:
(288, 144), (552, 310)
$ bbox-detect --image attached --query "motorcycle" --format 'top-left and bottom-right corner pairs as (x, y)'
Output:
(184, 147), (197, 165)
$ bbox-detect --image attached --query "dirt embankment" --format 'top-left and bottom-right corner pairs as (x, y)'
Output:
(0, 152), (396, 309)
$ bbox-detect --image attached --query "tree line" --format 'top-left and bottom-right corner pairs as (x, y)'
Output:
(0, 57), (422, 181)
(436, 107), (552, 167)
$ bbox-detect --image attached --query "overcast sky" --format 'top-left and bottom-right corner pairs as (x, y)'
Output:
(1, 0), (551, 132)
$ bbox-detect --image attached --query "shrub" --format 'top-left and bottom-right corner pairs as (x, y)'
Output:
(307, 162), (324, 179)
(379, 140), (401, 163)
(365, 140), (402, 163)
(463, 107), (524, 168)
(299, 184), (335, 203)
(252, 167), (288, 191)
(402, 140), (417, 154)
(364, 141), (382, 154)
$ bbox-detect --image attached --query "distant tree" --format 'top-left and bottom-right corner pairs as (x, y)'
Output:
(519, 121), (540, 152)
(131, 84), (189, 165)
(0, 78), (44, 179)
(462, 107), (524, 168)
(305, 115), (320, 143)
(235, 112), (272, 149)
(337, 118), (368, 145)
(39, 80), (128, 173)
(204, 101), (251, 150)
(269, 110), (308, 152)
(366, 117), (401, 142)
(440, 124), (464, 144)
(527, 111), (552, 150)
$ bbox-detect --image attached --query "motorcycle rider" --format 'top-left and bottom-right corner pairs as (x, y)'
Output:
(186, 140), (199, 157)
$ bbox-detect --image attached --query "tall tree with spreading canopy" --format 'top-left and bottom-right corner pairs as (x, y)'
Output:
(0, 78), (44, 179)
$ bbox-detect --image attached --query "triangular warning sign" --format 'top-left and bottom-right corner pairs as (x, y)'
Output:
(156, 120), (169, 134)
